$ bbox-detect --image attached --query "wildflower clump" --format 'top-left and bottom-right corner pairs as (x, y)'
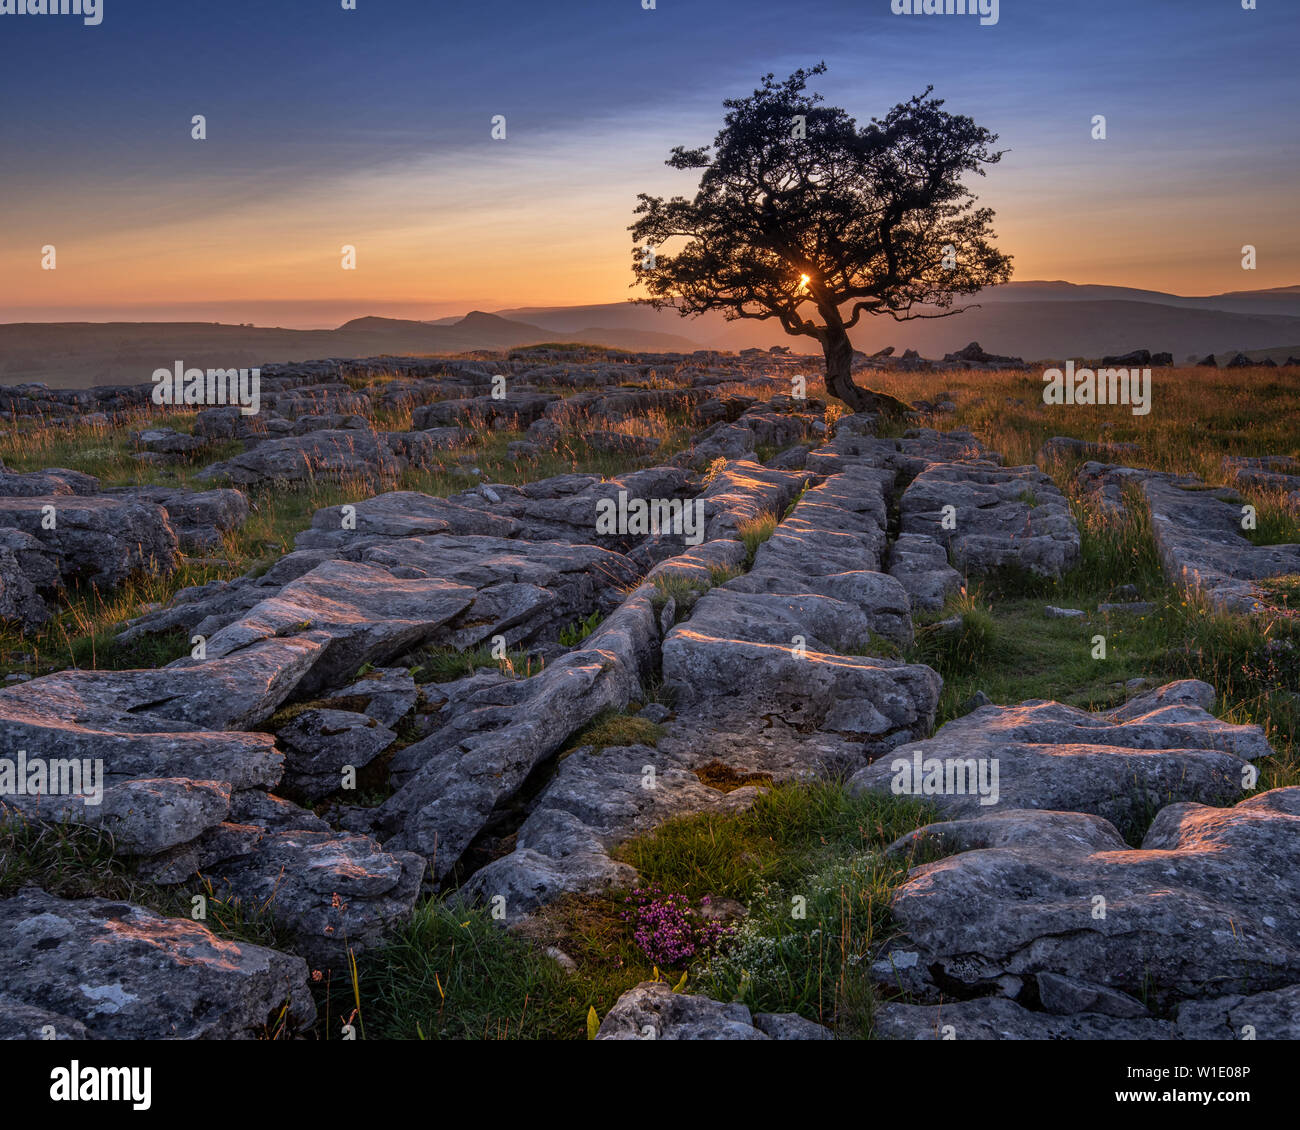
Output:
(621, 886), (735, 967)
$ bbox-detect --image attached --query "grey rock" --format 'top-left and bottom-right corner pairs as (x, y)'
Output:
(277, 709), (397, 801)
(596, 981), (829, 1040)
(899, 463), (1080, 578)
(849, 680), (1271, 826)
(325, 667), (419, 728)
(1175, 985), (1300, 1040)
(0, 495), (178, 588)
(132, 427), (207, 457)
(199, 558), (476, 698)
(1, 632), (323, 736)
(1035, 971), (1150, 1018)
(0, 889), (315, 1039)
(887, 532), (962, 613)
(0, 466), (100, 497)
(0, 528), (60, 629)
(1097, 601), (1156, 615)
(1143, 475), (1300, 611)
(751, 1012), (836, 1040)
(379, 586), (659, 879)
(106, 486), (249, 551)
(96, 778), (232, 855)
(873, 997), (1170, 1040)
(885, 788), (1300, 1010)
(196, 429), (403, 487)
(664, 632), (939, 751)
(202, 826), (425, 963)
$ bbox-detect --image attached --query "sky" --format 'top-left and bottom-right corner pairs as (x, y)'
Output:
(1, 0), (1297, 326)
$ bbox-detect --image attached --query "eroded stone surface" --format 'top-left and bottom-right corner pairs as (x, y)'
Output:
(881, 788), (1300, 1012)
(0, 889), (315, 1039)
(899, 463), (1080, 578)
(849, 681), (1269, 828)
(595, 981), (833, 1041)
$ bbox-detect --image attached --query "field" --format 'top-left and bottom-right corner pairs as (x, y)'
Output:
(2, 357), (1298, 1040)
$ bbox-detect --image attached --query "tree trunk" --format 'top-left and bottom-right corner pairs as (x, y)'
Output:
(820, 321), (912, 417)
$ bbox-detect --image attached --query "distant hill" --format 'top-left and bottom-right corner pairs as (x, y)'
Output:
(0, 313), (706, 389)
(8, 282), (1300, 388)
(489, 282), (1300, 359)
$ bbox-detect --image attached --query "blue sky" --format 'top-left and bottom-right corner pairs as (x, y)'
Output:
(2, 0), (1296, 322)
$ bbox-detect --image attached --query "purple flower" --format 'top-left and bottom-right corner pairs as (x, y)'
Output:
(621, 887), (736, 967)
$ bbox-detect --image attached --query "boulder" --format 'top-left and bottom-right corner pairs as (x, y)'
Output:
(595, 981), (832, 1040)
(849, 680), (1271, 828)
(195, 429), (403, 487)
(0, 889), (315, 1039)
(898, 463), (1080, 578)
(0, 495), (178, 587)
(881, 788), (1300, 1011)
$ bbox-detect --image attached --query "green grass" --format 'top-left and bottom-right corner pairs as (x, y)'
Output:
(908, 476), (1300, 790)
(407, 643), (535, 684)
(615, 783), (937, 1035)
(651, 569), (714, 619)
(1257, 574), (1300, 609)
(1241, 493), (1300, 547)
(562, 707), (664, 754)
(314, 781), (937, 1040)
(557, 610), (602, 648)
(0, 813), (146, 902)
(318, 894), (653, 1040)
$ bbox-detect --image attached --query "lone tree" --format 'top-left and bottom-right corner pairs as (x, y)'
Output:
(630, 65), (1013, 414)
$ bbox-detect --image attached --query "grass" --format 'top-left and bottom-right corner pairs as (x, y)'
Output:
(649, 570), (708, 618)
(562, 707), (664, 754)
(407, 643), (536, 684)
(557, 610), (602, 648)
(1240, 490), (1300, 547)
(317, 898), (581, 1039)
(1257, 574), (1300, 609)
(313, 782), (937, 1040)
(0, 813), (146, 902)
(737, 511), (778, 563)
(857, 363), (1300, 476)
(613, 783), (937, 1035)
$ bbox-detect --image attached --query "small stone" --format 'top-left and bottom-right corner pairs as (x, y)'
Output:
(543, 946), (578, 974)
(1045, 605), (1086, 619)
(638, 703), (671, 724)
(1097, 601), (1155, 615)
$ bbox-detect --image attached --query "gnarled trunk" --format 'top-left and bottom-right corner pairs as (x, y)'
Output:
(820, 320), (912, 417)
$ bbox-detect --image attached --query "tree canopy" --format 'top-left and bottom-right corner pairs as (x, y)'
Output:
(630, 65), (1014, 413)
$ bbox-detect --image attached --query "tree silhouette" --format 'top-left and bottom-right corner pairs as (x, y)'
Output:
(630, 65), (1013, 414)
